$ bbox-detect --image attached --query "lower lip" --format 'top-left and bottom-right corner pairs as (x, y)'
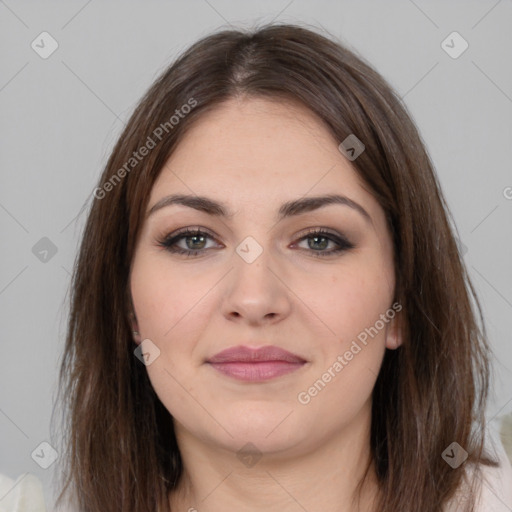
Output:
(207, 361), (305, 382)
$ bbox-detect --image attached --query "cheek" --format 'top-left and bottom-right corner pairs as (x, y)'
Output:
(130, 254), (207, 340)
(130, 256), (205, 416)
(320, 257), (394, 341)
(297, 269), (392, 419)
(307, 253), (394, 391)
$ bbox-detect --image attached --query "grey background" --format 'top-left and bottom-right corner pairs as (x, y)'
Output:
(1, 1), (511, 510)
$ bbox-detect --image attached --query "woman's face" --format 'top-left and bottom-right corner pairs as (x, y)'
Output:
(129, 97), (401, 456)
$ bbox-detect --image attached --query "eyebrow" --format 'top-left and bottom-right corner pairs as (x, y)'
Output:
(146, 193), (372, 224)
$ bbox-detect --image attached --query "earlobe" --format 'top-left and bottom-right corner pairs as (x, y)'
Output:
(385, 313), (403, 350)
(126, 289), (142, 344)
(132, 330), (142, 345)
(128, 309), (142, 345)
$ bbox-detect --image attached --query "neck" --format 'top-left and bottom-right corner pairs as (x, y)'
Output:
(168, 400), (380, 512)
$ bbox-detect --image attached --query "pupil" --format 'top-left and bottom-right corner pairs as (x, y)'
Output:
(187, 235), (205, 250)
(310, 236), (328, 250)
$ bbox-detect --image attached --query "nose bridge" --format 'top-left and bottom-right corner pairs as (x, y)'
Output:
(232, 234), (276, 296)
(221, 233), (290, 323)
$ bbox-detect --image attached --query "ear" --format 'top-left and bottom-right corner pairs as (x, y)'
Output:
(385, 307), (403, 350)
(127, 296), (142, 345)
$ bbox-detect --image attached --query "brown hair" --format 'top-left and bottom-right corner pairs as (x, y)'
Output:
(52, 22), (498, 512)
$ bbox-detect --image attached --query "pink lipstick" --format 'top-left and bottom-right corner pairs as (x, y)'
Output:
(206, 345), (306, 382)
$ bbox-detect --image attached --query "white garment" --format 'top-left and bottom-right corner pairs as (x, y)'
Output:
(475, 450), (512, 511)
(443, 420), (512, 512)
(0, 473), (46, 512)
(475, 416), (512, 511)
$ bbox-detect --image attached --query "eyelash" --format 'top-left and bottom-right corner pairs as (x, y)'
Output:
(156, 226), (355, 258)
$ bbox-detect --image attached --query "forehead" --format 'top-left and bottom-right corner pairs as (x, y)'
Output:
(148, 97), (377, 221)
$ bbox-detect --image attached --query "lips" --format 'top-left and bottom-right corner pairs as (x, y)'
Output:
(206, 345), (307, 382)
(207, 345), (306, 364)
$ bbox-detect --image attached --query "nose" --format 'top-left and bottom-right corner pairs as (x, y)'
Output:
(221, 245), (292, 327)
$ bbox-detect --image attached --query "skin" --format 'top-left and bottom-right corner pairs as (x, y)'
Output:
(129, 96), (402, 512)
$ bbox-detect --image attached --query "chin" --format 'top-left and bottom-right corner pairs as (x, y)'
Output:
(196, 402), (311, 455)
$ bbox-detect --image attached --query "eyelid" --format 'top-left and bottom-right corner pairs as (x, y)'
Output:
(294, 226), (343, 239)
(164, 225), (221, 241)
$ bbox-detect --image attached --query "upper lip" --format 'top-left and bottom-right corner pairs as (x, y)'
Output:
(207, 345), (306, 364)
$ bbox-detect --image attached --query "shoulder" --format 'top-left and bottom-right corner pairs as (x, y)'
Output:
(444, 435), (512, 512)
(476, 415), (512, 511)
(474, 452), (512, 511)
(0, 472), (47, 511)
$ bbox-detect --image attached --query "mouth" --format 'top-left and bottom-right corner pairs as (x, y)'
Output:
(206, 345), (307, 382)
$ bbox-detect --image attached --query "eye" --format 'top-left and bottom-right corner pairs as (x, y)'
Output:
(156, 226), (355, 258)
(156, 227), (222, 257)
(292, 228), (355, 258)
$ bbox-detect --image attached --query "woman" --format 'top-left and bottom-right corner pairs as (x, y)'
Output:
(53, 23), (512, 512)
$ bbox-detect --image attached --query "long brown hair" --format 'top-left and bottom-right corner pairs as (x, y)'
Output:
(52, 22), (498, 512)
